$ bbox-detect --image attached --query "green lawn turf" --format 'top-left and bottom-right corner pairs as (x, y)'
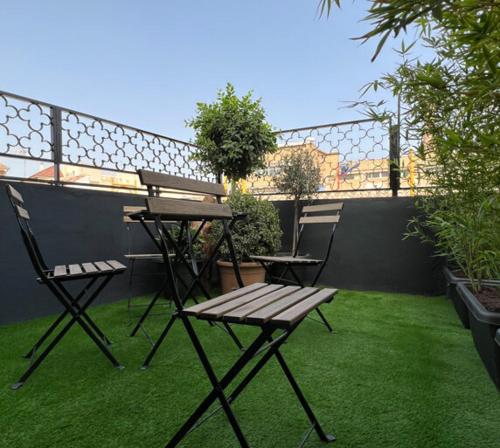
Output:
(1, 290), (499, 448)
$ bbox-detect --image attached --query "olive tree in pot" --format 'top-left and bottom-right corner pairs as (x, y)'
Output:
(273, 149), (321, 254)
(208, 191), (282, 293)
(187, 83), (278, 290)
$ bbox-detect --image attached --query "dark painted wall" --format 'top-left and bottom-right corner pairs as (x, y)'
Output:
(0, 182), (440, 325)
(273, 197), (441, 296)
(0, 181), (162, 325)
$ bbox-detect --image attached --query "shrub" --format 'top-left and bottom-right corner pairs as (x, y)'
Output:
(208, 191), (282, 262)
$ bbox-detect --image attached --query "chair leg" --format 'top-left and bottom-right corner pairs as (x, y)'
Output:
(141, 314), (178, 369)
(315, 307), (333, 333)
(50, 278), (122, 367)
(23, 277), (101, 358)
(56, 280), (113, 345)
(271, 340), (335, 443)
(164, 322), (271, 448)
(130, 278), (169, 337)
(12, 277), (123, 389)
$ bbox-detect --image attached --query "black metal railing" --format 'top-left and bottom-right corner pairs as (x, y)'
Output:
(246, 118), (399, 197)
(0, 90), (214, 192)
(1, 89), (433, 197)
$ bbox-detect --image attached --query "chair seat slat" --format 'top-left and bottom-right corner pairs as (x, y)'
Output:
(199, 284), (285, 319)
(244, 287), (319, 324)
(94, 261), (113, 272)
(223, 286), (301, 322)
(184, 283), (268, 316)
(81, 263), (98, 273)
(106, 260), (127, 271)
(270, 288), (338, 327)
(53, 265), (68, 278)
(68, 264), (83, 276)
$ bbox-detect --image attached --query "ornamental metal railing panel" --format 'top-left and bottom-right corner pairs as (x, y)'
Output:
(246, 118), (398, 198)
(0, 90), (213, 193)
(1, 89), (430, 197)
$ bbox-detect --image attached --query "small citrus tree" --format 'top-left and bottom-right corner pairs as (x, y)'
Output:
(273, 150), (321, 253)
(187, 83), (277, 183)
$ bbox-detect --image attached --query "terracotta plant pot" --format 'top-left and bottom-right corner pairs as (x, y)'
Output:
(217, 260), (266, 294)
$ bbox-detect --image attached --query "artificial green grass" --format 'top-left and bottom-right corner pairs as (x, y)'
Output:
(1, 290), (499, 448)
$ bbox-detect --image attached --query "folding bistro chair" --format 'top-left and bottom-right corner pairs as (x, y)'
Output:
(125, 205), (206, 340)
(136, 177), (337, 447)
(127, 170), (245, 368)
(123, 205), (178, 338)
(251, 202), (343, 333)
(5, 184), (126, 389)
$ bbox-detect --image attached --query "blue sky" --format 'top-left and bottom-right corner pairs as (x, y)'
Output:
(1, 0), (420, 142)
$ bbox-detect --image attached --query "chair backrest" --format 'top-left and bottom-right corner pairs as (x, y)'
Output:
(5, 184), (48, 277)
(299, 203), (343, 225)
(138, 170), (226, 198)
(136, 170), (244, 295)
(295, 202), (343, 258)
(137, 169), (232, 220)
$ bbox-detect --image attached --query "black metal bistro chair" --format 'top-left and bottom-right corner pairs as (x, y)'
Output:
(131, 171), (338, 447)
(5, 184), (126, 389)
(124, 204), (209, 340)
(127, 170), (246, 368)
(251, 202), (343, 333)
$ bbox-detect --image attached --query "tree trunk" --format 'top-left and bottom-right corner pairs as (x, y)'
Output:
(292, 197), (299, 255)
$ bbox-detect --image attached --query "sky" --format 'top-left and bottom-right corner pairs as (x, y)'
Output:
(0, 0), (423, 144)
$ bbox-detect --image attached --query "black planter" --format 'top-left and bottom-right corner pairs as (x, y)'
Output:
(443, 267), (469, 328)
(457, 283), (500, 389)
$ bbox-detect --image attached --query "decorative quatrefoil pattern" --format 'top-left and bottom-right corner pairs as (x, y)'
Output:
(0, 93), (53, 160)
(60, 111), (214, 181)
(248, 119), (390, 194)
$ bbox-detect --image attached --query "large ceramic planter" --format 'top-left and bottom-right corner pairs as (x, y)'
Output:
(457, 283), (500, 389)
(217, 260), (266, 294)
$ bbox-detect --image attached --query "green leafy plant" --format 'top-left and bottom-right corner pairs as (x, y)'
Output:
(168, 225), (206, 259)
(187, 83), (278, 182)
(208, 190), (282, 262)
(273, 150), (321, 253)
(318, 0), (500, 291)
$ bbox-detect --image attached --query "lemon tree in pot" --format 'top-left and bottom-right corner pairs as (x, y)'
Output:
(187, 83), (279, 292)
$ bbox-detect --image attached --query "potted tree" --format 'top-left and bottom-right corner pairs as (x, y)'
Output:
(187, 83), (277, 187)
(273, 149), (321, 253)
(208, 190), (282, 293)
(187, 83), (279, 291)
